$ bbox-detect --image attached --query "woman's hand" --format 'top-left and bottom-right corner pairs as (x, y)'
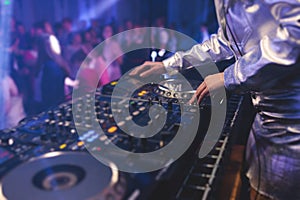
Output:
(189, 72), (225, 104)
(129, 61), (166, 77)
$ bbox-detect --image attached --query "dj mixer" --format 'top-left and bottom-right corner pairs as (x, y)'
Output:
(0, 75), (246, 200)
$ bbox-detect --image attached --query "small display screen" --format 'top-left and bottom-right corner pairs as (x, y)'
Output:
(0, 147), (14, 165)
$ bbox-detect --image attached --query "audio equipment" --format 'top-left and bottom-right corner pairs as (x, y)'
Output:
(0, 75), (244, 200)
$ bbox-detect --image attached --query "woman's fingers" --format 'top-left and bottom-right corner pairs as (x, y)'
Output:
(197, 87), (209, 104)
(129, 61), (165, 77)
(189, 82), (208, 104)
(129, 64), (148, 76)
(189, 72), (225, 105)
(140, 68), (155, 77)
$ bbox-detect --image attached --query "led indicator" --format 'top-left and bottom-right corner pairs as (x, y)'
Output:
(77, 141), (84, 147)
(110, 81), (118, 86)
(108, 126), (118, 133)
(59, 144), (67, 149)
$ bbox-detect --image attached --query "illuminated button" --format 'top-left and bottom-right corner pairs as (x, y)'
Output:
(58, 121), (64, 129)
(159, 141), (164, 147)
(111, 81), (118, 86)
(112, 108), (121, 113)
(59, 144), (67, 149)
(70, 129), (76, 134)
(138, 90), (148, 96)
(71, 145), (78, 150)
(139, 106), (146, 112)
(117, 121), (125, 127)
(99, 135), (107, 141)
(77, 141), (84, 147)
(92, 146), (101, 151)
(56, 113), (62, 119)
(126, 116), (132, 121)
(132, 111), (140, 116)
(189, 108), (197, 113)
(108, 126), (118, 134)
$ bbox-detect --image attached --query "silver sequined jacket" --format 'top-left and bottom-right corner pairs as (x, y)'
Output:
(163, 0), (300, 120)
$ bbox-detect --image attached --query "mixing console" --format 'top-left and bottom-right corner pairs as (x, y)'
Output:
(0, 76), (244, 200)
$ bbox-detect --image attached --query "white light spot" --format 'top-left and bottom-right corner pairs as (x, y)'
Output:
(49, 35), (61, 55)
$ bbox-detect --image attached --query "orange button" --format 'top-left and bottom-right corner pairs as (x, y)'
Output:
(138, 90), (148, 96)
(108, 126), (118, 134)
(110, 81), (118, 86)
(77, 141), (84, 147)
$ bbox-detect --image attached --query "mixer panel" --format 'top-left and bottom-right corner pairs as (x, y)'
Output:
(0, 78), (242, 200)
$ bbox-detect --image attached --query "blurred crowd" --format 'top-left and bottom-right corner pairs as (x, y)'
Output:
(2, 16), (213, 129)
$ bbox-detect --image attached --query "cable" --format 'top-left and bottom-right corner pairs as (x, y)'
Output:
(223, 3), (244, 57)
(225, 23), (243, 57)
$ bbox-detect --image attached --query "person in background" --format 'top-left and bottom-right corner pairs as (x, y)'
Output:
(16, 22), (30, 50)
(74, 48), (110, 92)
(90, 19), (101, 39)
(121, 24), (150, 74)
(118, 19), (135, 49)
(76, 20), (88, 32)
(194, 23), (210, 43)
(152, 17), (169, 51)
(101, 24), (123, 81)
(167, 23), (178, 53)
(63, 32), (83, 64)
(88, 28), (101, 47)
(35, 34), (71, 111)
(131, 1), (300, 199)
(82, 30), (94, 54)
(1, 72), (25, 129)
(58, 18), (73, 47)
